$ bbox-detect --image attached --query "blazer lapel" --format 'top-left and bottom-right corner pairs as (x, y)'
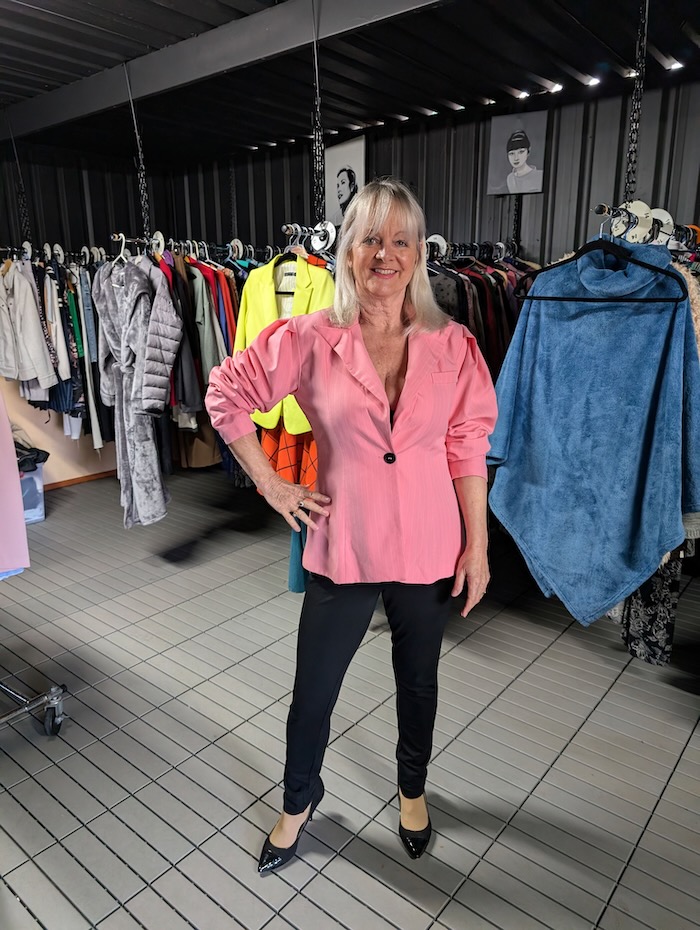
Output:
(316, 320), (386, 405)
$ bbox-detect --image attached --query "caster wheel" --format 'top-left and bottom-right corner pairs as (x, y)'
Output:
(43, 707), (62, 736)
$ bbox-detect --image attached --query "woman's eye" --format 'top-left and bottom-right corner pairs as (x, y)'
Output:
(396, 240), (408, 247)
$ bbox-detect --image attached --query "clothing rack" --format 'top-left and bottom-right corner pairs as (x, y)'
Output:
(426, 236), (520, 264)
(594, 201), (698, 250)
(282, 220), (336, 255)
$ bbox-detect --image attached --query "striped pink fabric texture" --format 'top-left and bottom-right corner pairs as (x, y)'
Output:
(206, 311), (497, 584)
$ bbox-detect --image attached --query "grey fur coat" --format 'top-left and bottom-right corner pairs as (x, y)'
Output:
(92, 260), (183, 528)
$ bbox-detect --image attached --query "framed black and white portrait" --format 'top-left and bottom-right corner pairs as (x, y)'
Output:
(487, 111), (548, 196)
(325, 137), (366, 226)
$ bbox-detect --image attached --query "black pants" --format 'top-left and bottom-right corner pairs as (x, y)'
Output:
(283, 573), (453, 814)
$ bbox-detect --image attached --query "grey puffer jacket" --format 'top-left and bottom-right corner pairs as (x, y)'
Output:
(139, 260), (184, 414)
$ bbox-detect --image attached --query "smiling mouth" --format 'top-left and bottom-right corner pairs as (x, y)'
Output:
(372, 269), (397, 275)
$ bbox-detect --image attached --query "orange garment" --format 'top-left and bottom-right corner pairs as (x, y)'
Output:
(260, 425), (318, 491)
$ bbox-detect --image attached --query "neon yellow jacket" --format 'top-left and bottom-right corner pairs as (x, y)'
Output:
(233, 258), (335, 434)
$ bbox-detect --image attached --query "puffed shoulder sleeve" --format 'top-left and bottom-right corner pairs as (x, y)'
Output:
(205, 318), (302, 444)
(446, 330), (498, 480)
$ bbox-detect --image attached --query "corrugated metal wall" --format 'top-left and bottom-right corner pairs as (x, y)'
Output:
(1, 81), (698, 262)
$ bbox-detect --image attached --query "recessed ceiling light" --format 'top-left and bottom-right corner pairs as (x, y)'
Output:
(326, 129), (339, 135)
(588, 77), (601, 86)
(626, 69), (639, 78)
(426, 109), (439, 116)
(454, 104), (466, 111)
(550, 83), (563, 93)
(485, 98), (496, 105)
(518, 91), (530, 99)
(396, 114), (410, 121)
(669, 61), (684, 70)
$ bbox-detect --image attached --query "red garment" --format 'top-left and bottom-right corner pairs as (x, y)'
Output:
(216, 270), (237, 349)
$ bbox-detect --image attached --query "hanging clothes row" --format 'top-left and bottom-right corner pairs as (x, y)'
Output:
(426, 238), (538, 378)
(0, 246), (116, 451)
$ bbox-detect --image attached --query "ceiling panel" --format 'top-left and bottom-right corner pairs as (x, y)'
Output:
(0, 0), (286, 108)
(2, 0), (698, 165)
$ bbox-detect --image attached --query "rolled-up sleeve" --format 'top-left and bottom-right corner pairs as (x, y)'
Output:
(446, 335), (498, 480)
(205, 318), (301, 444)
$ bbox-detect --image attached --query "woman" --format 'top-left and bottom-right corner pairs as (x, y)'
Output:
(206, 178), (497, 873)
(505, 129), (543, 194)
(337, 165), (359, 216)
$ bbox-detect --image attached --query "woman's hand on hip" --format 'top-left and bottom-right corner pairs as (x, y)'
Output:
(452, 545), (490, 617)
(259, 474), (331, 532)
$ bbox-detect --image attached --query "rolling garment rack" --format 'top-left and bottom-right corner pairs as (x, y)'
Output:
(0, 682), (67, 736)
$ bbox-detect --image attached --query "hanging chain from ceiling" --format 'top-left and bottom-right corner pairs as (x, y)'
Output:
(624, 0), (650, 202)
(310, 0), (325, 225)
(123, 64), (152, 241)
(8, 121), (33, 244)
(229, 161), (238, 240)
(512, 194), (522, 250)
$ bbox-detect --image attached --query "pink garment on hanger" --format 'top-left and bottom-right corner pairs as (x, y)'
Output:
(0, 390), (30, 573)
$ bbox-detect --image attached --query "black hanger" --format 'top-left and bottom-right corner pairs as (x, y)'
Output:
(513, 237), (688, 303)
(274, 249), (298, 295)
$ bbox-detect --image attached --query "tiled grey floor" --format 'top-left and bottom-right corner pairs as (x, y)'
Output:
(1, 472), (699, 930)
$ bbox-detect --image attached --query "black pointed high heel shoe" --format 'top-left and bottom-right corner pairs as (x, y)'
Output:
(398, 790), (432, 860)
(257, 781), (325, 875)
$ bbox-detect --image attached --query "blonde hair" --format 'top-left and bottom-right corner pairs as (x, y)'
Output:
(330, 177), (450, 331)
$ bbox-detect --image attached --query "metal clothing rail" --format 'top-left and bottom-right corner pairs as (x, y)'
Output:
(0, 680), (67, 736)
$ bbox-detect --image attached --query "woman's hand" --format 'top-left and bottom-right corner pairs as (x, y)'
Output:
(259, 473), (331, 532)
(452, 544), (490, 617)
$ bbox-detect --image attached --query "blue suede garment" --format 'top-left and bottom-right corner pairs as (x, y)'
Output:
(488, 241), (700, 625)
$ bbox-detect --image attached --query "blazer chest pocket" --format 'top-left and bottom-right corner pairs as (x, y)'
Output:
(431, 371), (458, 384)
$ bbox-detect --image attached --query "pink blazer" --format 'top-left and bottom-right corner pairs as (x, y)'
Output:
(206, 310), (497, 584)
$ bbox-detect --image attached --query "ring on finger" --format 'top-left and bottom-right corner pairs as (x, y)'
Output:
(297, 498), (306, 510)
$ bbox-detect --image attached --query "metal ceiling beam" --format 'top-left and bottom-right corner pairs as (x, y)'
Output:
(0, 0), (444, 140)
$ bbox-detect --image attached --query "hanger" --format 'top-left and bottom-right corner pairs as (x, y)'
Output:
(513, 236), (688, 303)
(113, 233), (128, 265)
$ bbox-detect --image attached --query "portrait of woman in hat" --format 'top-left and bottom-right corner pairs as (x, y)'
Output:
(486, 112), (547, 196)
(505, 129), (543, 193)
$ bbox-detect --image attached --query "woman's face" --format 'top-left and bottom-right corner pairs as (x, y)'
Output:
(349, 209), (419, 303)
(508, 147), (530, 169)
(337, 171), (354, 208)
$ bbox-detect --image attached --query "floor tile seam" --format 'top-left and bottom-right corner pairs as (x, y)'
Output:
(164, 842), (275, 930)
(0, 872), (50, 930)
(427, 608), (580, 778)
(591, 715), (700, 929)
(303, 857), (427, 930)
(54, 551), (293, 634)
(8, 733), (266, 928)
(429, 622), (637, 930)
(1, 813), (128, 929)
(49, 571), (307, 725)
